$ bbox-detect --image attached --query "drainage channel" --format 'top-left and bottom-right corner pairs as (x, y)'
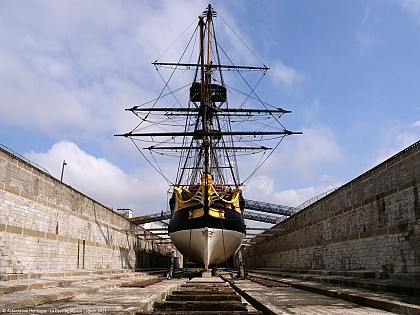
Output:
(136, 276), (262, 314)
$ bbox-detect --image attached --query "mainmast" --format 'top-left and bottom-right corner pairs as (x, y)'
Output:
(115, 3), (302, 190)
(200, 4), (215, 215)
(199, 5), (216, 177)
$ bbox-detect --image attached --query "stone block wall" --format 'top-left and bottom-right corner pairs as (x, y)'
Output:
(0, 147), (140, 273)
(244, 141), (420, 274)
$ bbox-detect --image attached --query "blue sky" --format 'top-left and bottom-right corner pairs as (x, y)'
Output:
(1, 0), (419, 221)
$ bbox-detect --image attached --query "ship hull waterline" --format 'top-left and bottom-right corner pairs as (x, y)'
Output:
(170, 227), (245, 268)
(169, 190), (246, 270)
(168, 174), (246, 270)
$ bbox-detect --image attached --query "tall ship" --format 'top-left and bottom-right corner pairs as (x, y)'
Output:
(117, 4), (300, 270)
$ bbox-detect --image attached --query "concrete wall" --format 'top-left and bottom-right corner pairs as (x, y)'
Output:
(0, 147), (169, 273)
(244, 141), (420, 274)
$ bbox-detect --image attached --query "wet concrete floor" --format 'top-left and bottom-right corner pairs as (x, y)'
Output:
(14, 279), (184, 314)
(11, 278), (398, 314)
(230, 279), (395, 314)
(1, 269), (413, 314)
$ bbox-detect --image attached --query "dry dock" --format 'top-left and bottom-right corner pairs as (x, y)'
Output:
(1, 269), (419, 314)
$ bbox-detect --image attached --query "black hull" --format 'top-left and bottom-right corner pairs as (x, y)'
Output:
(168, 206), (246, 234)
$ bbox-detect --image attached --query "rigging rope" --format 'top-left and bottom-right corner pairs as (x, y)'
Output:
(125, 5), (296, 191)
(217, 13), (267, 67)
(134, 22), (200, 134)
(241, 136), (286, 185)
(155, 18), (198, 62)
(131, 138), (174, 185)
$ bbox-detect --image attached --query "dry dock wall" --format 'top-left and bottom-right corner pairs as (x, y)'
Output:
(0, 146), (167, 273)
(244, 141), (420, 274)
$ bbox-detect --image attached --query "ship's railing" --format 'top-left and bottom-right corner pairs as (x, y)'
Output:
(130, 211), (172, 225)
(244, 199), (295, 216)
(119, 191), (340, 225)
(130, 210), (287, 225)
(291, 140), (420, 214)
(292, 187), (338, 214)
(243, 211), (286, 224)
(0, 144), (51, 175)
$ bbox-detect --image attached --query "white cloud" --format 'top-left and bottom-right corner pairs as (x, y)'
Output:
(243, 175), (340, 207)
(22, 138), (342, 221)
(270, 61), (303, 86)
(275, 185), (339, 208)
(371, 120), (420, 166)
(302, 98), (321, 124)
(243, 176), (275, 201)
(0, 0), (207, 137)
(257, 125), (342, 181)
(240, 124), (343, 208)
(24, 141), (169, 215)
(0, 50), (89, 132)
(397, 0), (420, 23)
